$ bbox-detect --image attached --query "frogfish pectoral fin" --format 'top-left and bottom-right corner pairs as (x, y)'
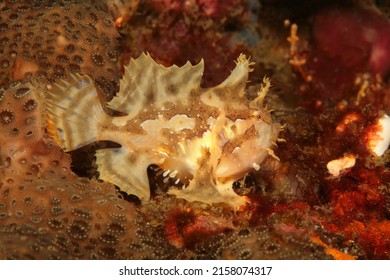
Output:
(168, 156), (249, 209)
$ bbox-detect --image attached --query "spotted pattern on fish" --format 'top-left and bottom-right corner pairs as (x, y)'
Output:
(45, 53), (281, 209)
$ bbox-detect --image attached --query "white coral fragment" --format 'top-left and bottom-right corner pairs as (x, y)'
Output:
(327, 154), (356, 177)
(366, 114), (390, 157)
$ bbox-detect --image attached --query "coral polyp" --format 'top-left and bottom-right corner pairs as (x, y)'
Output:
(0, 0), (121, 100)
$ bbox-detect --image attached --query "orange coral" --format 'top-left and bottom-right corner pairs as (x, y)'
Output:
(0, 0), (120, 100)
(0, 80), (71, 187)
(0, 174), (138, 259)
(310, 236), (355, 260)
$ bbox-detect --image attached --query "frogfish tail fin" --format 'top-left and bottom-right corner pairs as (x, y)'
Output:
(45, 73), (107, 151)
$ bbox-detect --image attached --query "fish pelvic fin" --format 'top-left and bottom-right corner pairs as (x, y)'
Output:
(96, 147), (151, 200)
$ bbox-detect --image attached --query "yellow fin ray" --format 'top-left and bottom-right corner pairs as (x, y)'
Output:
(108, 53), (204, 117)
(211, 54), (251, 97)
(200, 54), (251, 109)
(45, 74), (108, 151)
(96, 147), (152, 200)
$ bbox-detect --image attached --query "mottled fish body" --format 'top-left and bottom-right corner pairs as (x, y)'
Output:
(46, 53), (281, 209)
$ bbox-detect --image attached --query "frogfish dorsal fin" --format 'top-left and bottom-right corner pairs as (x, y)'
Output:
(210, 53), (253, 98)
(108, 53), (204, 117)
(199, 54), (253, 110)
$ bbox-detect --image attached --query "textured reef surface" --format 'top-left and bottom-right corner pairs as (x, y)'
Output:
(0, 0), (389, 259)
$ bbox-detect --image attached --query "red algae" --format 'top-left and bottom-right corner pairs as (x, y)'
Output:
(321, 165), (389, 258)
(165, 207), (233, 249)
(277, 2), (390, 259)
(303, 7), (390, 101)
(118, 0), (250, 87)
(314, 8), (390, 76)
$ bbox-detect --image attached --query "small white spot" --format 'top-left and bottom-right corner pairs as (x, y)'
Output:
(327, 154), (356, 177)
(163, 170), (170, 177)
(367, 114), (390, 157)
(170, 170), (178, 178)
(76, 80), (88, 89)
(252, 162), (260, 171)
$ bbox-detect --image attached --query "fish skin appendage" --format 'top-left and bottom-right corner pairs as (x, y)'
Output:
(45, 53), (281, 209)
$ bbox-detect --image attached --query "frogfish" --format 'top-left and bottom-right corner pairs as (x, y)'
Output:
(45, 53), (281, 209)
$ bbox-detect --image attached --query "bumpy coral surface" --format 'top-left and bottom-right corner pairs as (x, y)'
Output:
(0, 0), (139, 259)
(130, 197), (332, 259)
(0, 80), (70, 187)
(0, 0), (120, 100)
(0, 43), (139, 260)
(0, 174), (138, 259)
